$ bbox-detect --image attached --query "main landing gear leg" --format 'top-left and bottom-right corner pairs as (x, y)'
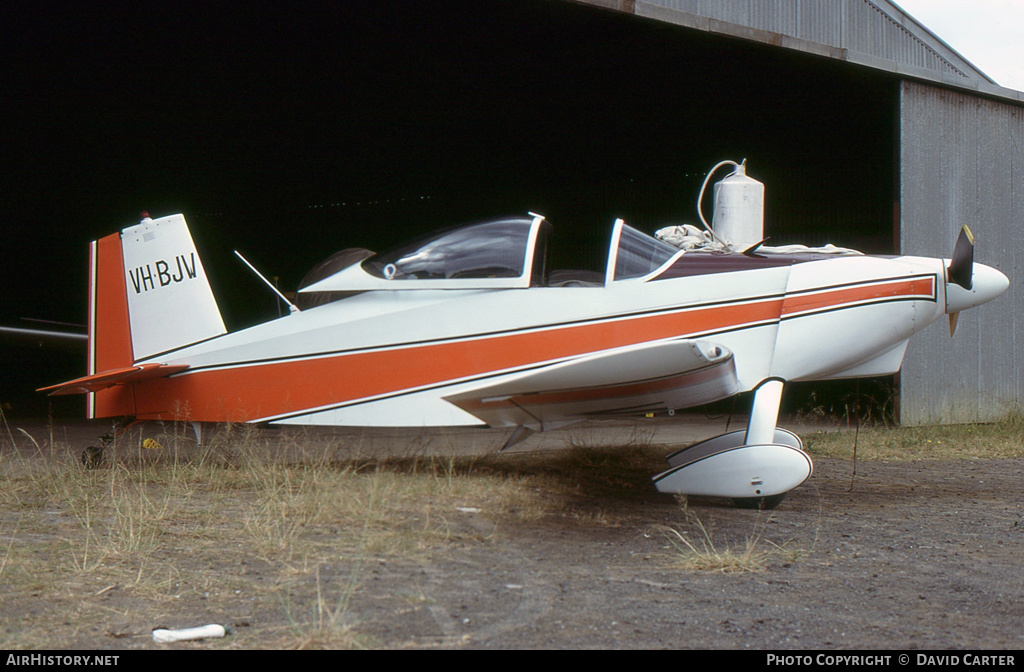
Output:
(734, 379), (787, 509)
(651, 378), (813, 508)
(745, 379), (785, 446)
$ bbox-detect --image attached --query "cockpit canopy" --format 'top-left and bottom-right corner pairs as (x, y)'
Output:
(297, 214), (681, 296)
(300, 215), (548, 292)
(605, 220), (682, 283)
(363, 217), (535, 281)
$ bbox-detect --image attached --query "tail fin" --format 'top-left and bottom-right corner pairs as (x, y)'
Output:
(85, 214), (225, 417)
(118, 214), (226, 360)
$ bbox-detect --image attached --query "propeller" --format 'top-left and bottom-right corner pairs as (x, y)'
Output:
(948, 225), (974, 290)
(947, 225), (974, 336)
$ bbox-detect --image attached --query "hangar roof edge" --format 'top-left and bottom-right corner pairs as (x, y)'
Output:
(570, 0), (1024, 105)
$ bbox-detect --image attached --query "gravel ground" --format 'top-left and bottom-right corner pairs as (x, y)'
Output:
(3, 418), (1023, 650)
(346, 455), (1024, 649)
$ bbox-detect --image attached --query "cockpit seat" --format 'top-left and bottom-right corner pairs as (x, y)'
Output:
(548, 269), (604, 288)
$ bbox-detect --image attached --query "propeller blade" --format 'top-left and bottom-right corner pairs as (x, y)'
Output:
(949, 311), (960, 336)
(947, 225), (974, 290)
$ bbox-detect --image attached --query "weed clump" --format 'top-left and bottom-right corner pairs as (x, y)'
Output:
(654, 512), (803, 574)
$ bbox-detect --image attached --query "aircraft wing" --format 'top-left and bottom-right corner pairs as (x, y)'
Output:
(0, 325), (87, 352)
(37, 363), (189, 396)
(444, 339), (739, 431)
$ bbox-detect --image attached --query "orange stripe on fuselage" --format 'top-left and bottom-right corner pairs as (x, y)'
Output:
(781, 277), (934, 317)
(131, 299), (782, 422)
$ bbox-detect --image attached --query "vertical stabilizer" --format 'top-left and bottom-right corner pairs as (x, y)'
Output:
(120, 214), (226, 361)
(86, 213), (225, 418)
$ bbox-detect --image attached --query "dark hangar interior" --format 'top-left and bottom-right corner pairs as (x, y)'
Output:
(2, 0), (900, 415)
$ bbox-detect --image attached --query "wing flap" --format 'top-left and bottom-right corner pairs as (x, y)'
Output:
(444, 339), (739, 429)
(38, 363), (189, 396)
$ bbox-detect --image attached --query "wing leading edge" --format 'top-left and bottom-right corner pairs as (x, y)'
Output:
(444, 339), (739, 431)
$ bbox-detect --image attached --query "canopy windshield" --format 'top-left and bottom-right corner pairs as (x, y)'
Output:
(363, 218), (534, 281)
(607, 222), (681, 283)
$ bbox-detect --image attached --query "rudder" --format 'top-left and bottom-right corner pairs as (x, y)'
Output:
(88, 231), (134, 418)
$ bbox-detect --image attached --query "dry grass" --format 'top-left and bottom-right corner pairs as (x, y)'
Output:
(800, 411), (1024, 461)
(655, 512), (802, 573)
(276, 564), (372, 650)
(0, 423), (566, 649)
(0, 418), (682, 648)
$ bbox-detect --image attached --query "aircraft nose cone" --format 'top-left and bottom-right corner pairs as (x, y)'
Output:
(978, 263), (1011, 302)
(946, 262), (1010, 314)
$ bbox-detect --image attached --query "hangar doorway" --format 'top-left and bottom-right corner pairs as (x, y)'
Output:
(281, 1), (904, 422)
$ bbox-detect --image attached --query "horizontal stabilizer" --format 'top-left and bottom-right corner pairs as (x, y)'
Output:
(38, 363), (189, 396)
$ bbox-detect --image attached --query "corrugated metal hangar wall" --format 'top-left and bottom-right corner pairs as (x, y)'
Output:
(572, 0), (1024, 424)
(900, 82), (1023, 424)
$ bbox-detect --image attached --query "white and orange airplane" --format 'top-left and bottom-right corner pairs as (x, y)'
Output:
(40, 164), (1009, 508)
